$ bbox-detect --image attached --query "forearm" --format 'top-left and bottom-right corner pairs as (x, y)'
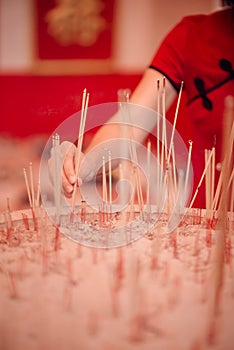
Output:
(84, 68), (177, 155)
(61, 69), (177, 194)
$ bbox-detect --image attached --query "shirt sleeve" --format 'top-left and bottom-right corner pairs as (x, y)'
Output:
(149, 16), (192, 92)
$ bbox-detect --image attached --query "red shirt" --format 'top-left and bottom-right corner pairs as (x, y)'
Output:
(149, 8), (234, 207)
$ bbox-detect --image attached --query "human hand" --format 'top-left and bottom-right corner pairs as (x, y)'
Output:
(59, 141), (95, 197)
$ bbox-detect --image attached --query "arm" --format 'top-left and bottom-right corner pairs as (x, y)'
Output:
(86, 69), (176, 151)
(62, 69), (177, 195)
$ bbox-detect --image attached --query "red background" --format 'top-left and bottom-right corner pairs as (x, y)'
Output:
(0, 74), (141, 137)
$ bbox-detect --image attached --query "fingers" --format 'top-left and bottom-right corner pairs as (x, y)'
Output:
(61, 142), (77, 196)
(49, 141), (95, 198)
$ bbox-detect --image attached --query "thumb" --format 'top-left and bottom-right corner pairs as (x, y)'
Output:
(77, 153), (96, 183)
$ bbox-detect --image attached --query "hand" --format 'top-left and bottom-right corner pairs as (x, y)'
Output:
(60, 141), (95, 197)
(60, 141), (77, 197)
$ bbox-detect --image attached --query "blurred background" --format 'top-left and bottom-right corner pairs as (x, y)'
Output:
(0, 0), (220, 211)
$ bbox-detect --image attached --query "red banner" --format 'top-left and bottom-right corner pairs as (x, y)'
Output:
(35, 0), (115, 60)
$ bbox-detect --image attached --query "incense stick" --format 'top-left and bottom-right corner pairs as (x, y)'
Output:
(102, 156), (108, 203)
(217, 96), (234, 220)
(146, 139), (151, 218)
(29, 162), (35, 209)
(184, 140), (193, 206)
(171, 142), (178, 200)
(205, 149), (211, 213)
(230, 168), (234, 213)
(23, 167), (32, 208)
(156, 79), (161, 196)
(119, 101), (144, 215)
(160, 77), (167, 186)
(213, 99), (234, 216)
(36, 180), (40, 208)
(52, 133), (61, 223)
(108, 151), (112, 206)
(167, 81), (184, 162)
(162, 77), (167, 161)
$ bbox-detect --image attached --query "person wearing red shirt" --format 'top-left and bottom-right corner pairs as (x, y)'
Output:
(148, 3), (234, 206)
(61, 1), (234, 208)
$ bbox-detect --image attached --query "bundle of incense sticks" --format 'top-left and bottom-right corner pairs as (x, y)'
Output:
(154, 79), (185, 215)
(73, 78), (186, 220)
(71, 88), (89, 213)
(118, 97), (144, 214)
(22, 82), (232, 235)
(23, 162), (40, 210)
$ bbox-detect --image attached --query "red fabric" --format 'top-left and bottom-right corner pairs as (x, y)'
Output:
(150, 8), (234, 97)
(150, 8), (234, 207)
(150, 7), (234, 149)
(0, 74), (141, 137)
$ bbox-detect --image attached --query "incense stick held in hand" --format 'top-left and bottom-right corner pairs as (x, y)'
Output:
(71, 89), (89, 213)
